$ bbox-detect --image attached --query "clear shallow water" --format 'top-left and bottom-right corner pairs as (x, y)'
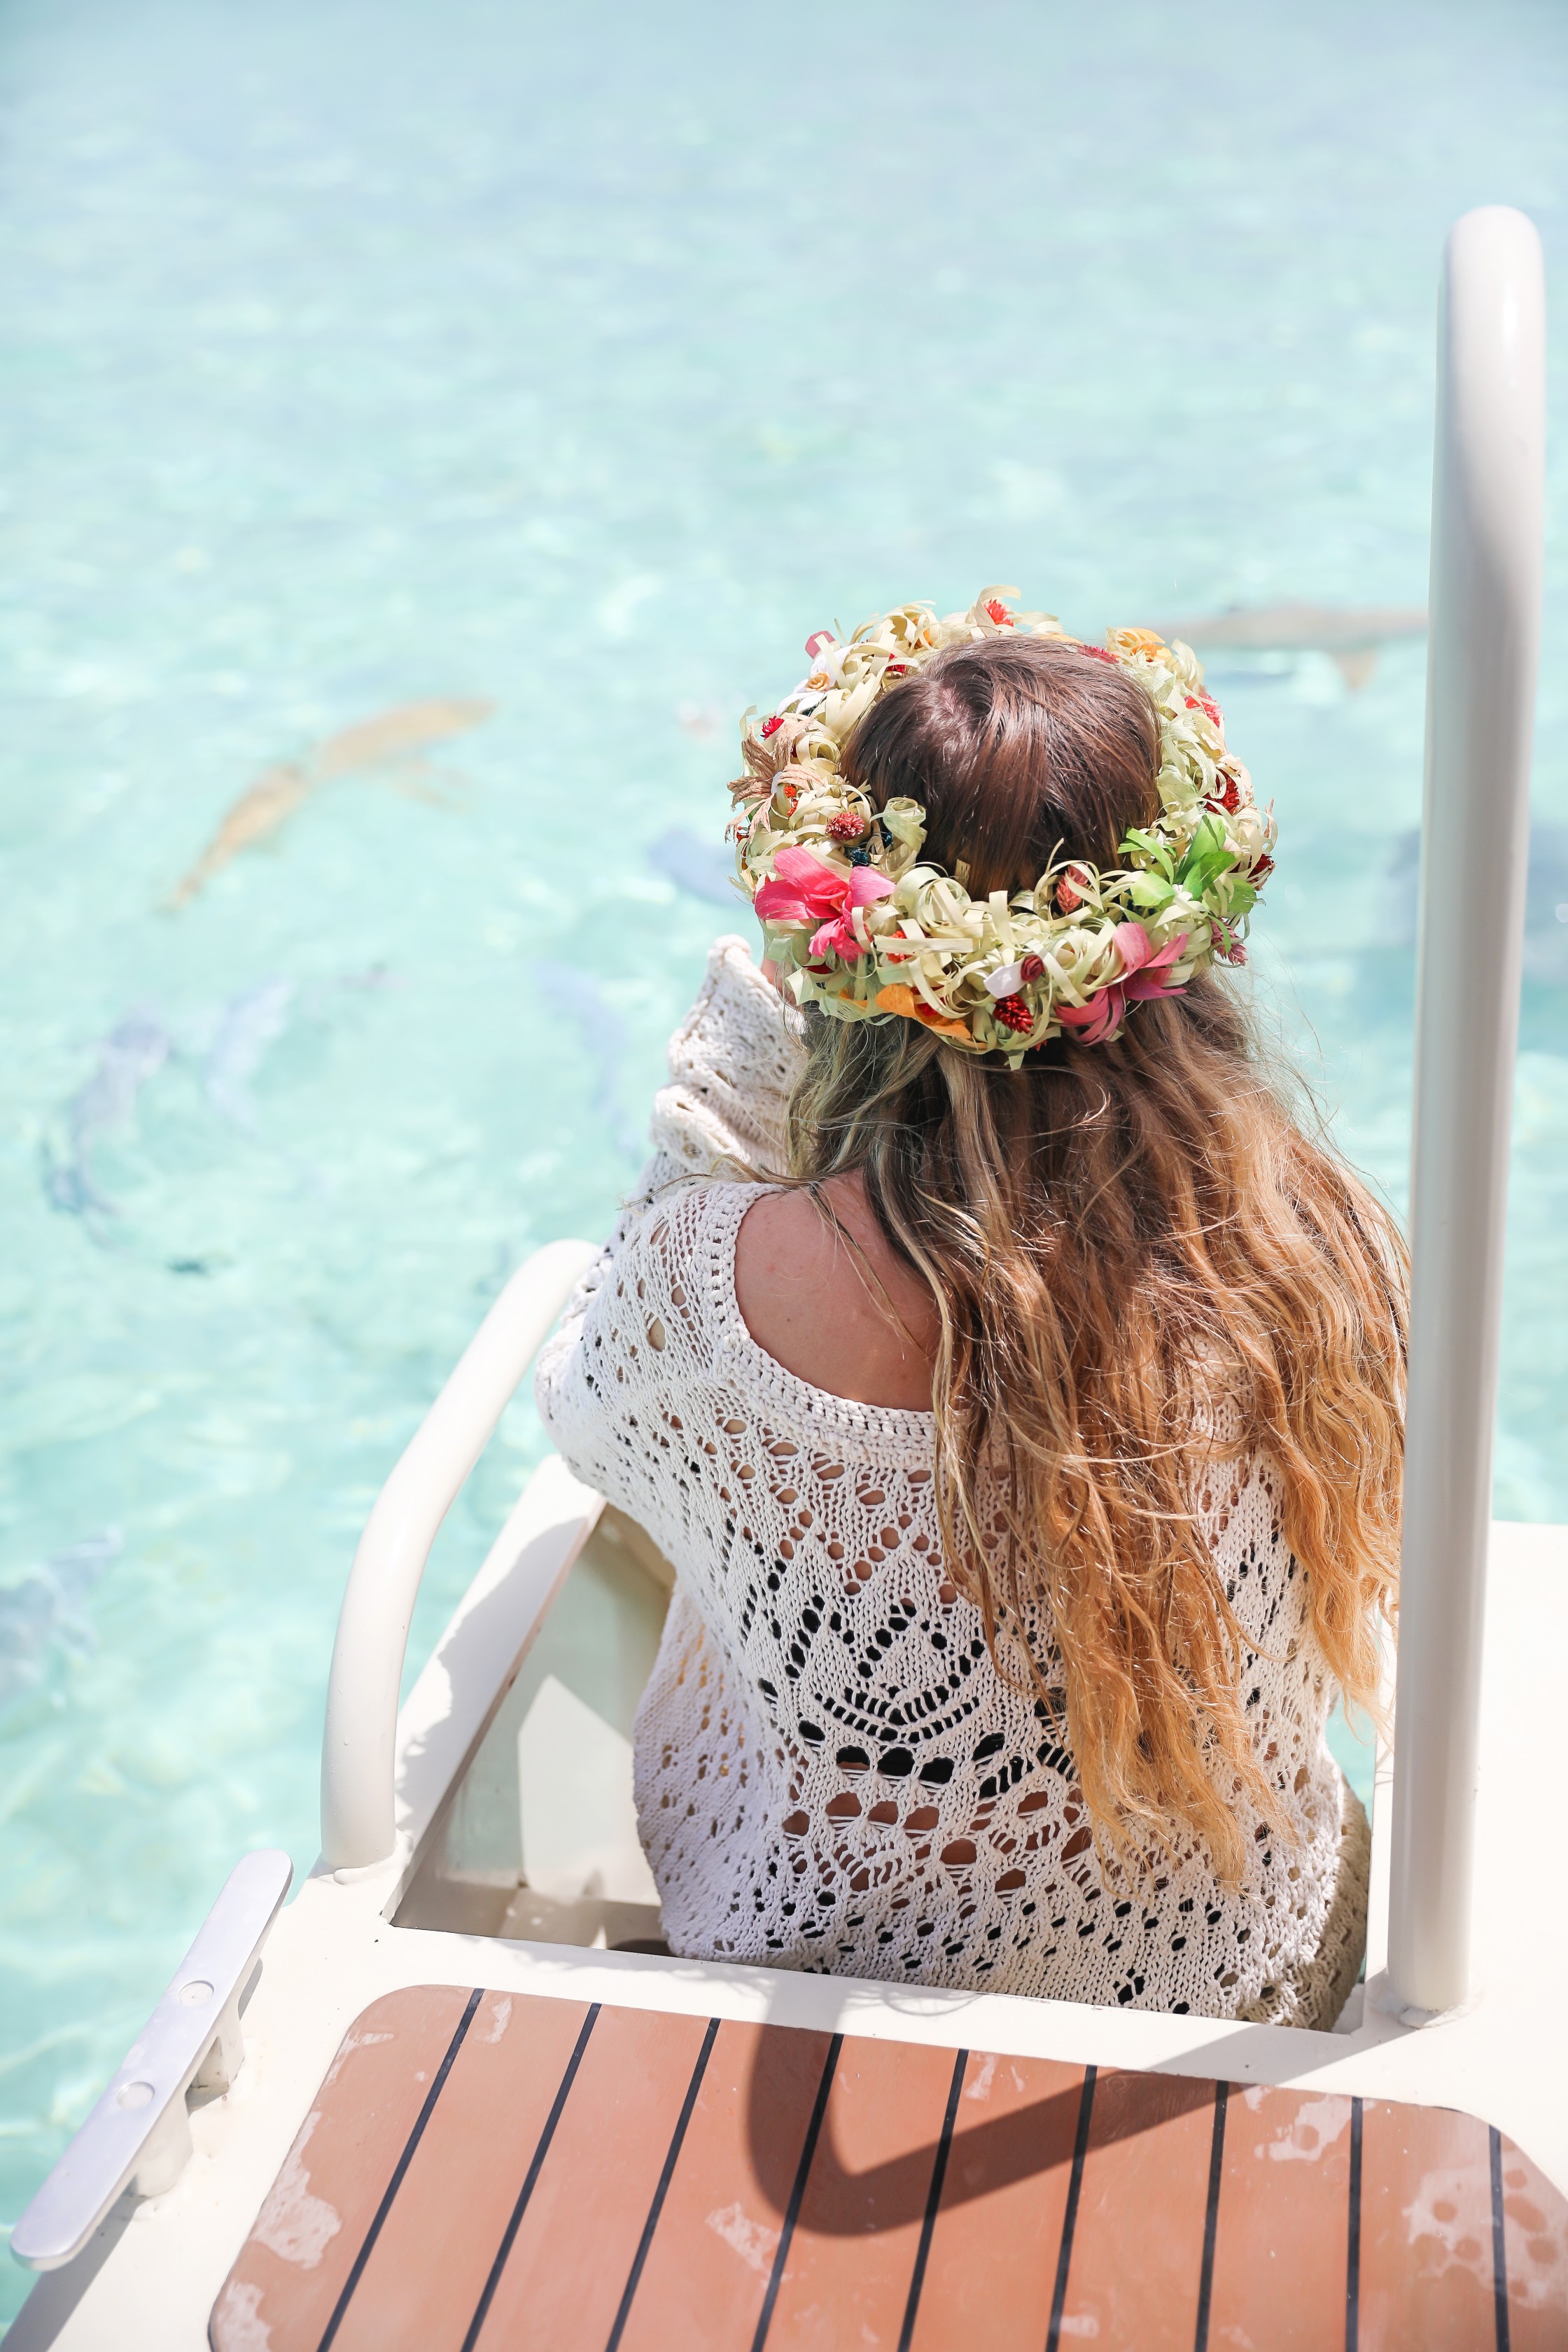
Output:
(1, 0), (1565, 2309)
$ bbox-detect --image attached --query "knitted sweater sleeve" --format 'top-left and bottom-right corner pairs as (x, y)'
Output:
(644, 932), (803, 1186)
(535, 933), (803, 1502)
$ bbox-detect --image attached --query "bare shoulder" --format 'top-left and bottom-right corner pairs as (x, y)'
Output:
(733, 1172), (937, 1412)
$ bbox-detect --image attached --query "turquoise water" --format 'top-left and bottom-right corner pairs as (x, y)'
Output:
(1, 0), (1565, 2310)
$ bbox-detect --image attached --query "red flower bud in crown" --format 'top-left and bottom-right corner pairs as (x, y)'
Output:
(826, 810), (868, 843)
(993, 995), (1035, 1035)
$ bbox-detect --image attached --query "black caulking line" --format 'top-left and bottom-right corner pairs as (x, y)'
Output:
(461, 2002), (602, 2352)
(1192, 2080), (1228, 2352)
(317, 1984), (484, 2352)
(750, 2032), (844, 2352)
(1045, 2064), (1098, 2352)
(896, 2047), (969, 2352)
(604, 2016), (722, 2352)
(1346, 2094), (1364, 2352)
(1489, 2124), (1513, 2352)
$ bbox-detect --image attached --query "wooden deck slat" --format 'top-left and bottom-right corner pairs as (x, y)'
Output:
(330, 1991), (594, 2352)
(1053, 2068), (1218, 2348)
(612, 2017), (837, 2352)
(466, 2001), (714, 2352)
(1499, 2129), (1568, 2348)
(759, 2033), (960, 2348)
(1206, 2082), (1354, 2350)
(904, 2050), (1085, 2352)
(214, 1987), (1568, 2351)
(211, 1984), (475, 2352)
(1359, 2097), (1502, 2348)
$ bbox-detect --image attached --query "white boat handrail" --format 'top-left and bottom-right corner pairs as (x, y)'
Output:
(1387, 206), (1545, 2017)
(10, 1848), (293, 2272)
(319, 1236), (599, 1871)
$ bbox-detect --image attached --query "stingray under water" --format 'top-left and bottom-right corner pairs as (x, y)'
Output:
(202, 976), (296, 1135)
(1385, 820), (1568, 987)
(41, 972), (393, 1243)
(532, 961), (641, 1162)
(42, 1010), (172, 1220)
(0, 1530), (121, 1709)
(647, 827), (738, 908)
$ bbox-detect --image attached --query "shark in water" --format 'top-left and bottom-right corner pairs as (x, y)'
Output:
(43, 1009), (172, 1219)
(0, 1530), (121, 1708)
(533, 961), (640, 1162)
(1153, 603), (1427, 690)
(167, 697), (493, 907)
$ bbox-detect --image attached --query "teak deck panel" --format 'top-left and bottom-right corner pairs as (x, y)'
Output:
(211, 1987), (1568, 2352)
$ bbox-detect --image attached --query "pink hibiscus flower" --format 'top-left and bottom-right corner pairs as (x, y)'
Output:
(753, 846), (895, 962)
(1056, 925), (1189, 1044)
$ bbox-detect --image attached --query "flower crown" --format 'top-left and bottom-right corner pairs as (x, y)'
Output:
(728, 587), (1275, 1063)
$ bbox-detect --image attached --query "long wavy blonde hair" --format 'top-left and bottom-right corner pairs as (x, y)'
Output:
(782, 636), (1406, 1880)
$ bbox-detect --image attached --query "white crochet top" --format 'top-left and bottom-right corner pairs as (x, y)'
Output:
(536, 938), (1368, 2026)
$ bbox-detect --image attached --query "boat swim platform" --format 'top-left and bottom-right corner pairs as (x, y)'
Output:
(209, 1985), (1565, 2352)
(10, 1472), (1568, 2352)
